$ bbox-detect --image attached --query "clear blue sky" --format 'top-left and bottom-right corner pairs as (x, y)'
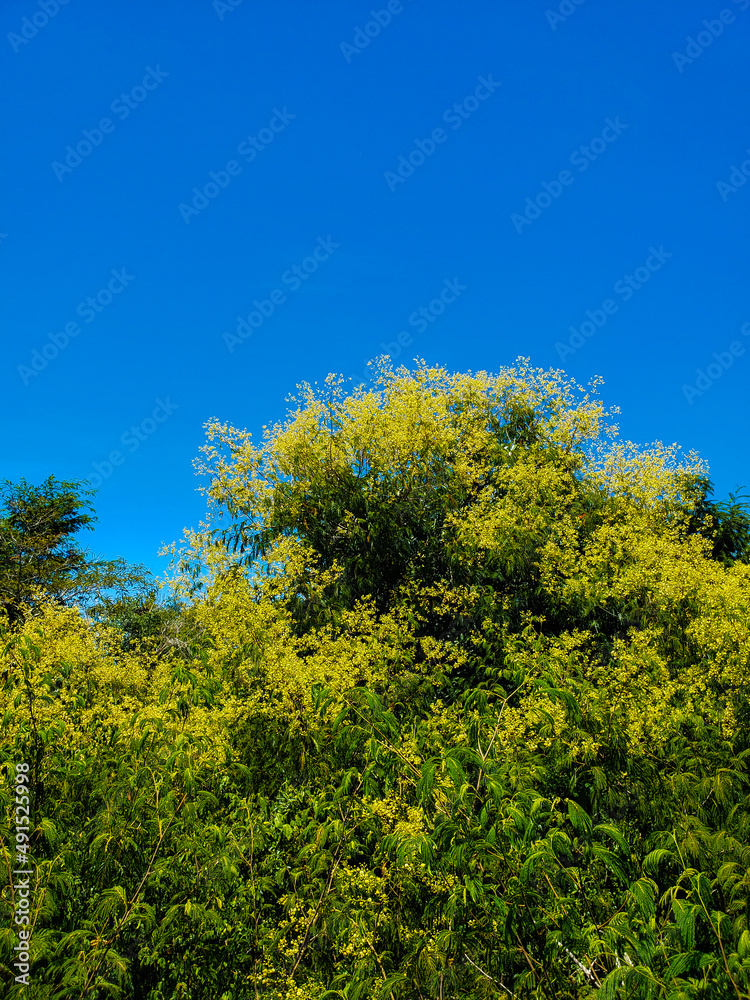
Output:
(2, 0), (749, 580)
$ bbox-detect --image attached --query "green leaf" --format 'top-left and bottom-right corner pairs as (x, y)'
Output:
(591, 844), (629, 885)
(672, 899), (698, 950)
(594, 822), (629, 855)
(626, 877), (658, 919)
(665, 950), (698, 982)
(567, 799), (593, 836)
(642, 848), (673, 876)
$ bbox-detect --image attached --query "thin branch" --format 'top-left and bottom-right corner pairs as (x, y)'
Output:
(464, 952), (518, 997)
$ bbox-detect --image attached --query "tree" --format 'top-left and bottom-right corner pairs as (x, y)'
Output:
(2, 361), (750, 998)
(0, 475), (150, 626)
(88, 582), (194, 655)
(679, 472), (750, 565)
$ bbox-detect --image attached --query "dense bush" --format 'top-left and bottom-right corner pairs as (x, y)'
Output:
(2, 360), (750, 998)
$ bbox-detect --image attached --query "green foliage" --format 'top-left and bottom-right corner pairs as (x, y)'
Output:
(2, 361), (750, 998)
(0, 476), (96, 624)
(0, 476), (152, 629)
(680, 473), (750, 565)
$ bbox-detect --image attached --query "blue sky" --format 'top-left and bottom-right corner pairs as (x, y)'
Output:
(2, 0), (749, 580)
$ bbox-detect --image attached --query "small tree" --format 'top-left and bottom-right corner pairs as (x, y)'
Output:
(0, 475), (150, 625)
(680, 473), (750, 565)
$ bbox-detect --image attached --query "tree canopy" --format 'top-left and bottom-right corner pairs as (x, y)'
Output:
(0, 476), (151, 627)
(2, 360), (750, 999)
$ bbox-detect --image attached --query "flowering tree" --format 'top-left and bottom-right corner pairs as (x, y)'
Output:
(2, 360), (749, 998)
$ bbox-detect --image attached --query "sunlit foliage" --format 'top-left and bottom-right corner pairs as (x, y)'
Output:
(2, 360), (749, 998)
